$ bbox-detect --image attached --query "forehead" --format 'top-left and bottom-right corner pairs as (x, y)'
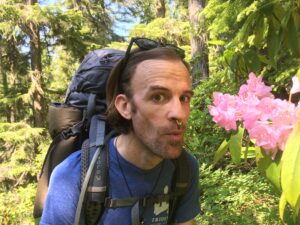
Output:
(131, 59), (191, 92)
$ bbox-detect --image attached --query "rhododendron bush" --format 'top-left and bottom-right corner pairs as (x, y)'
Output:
(209, 72), (300, 221)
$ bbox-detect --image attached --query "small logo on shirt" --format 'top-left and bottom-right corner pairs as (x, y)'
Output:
(153, 186), (169, 216)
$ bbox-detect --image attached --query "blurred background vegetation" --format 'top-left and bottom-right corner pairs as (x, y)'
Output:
(1, 0), (300, 224)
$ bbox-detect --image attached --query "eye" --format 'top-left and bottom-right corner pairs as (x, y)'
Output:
(152, 94), (166, 103)
(179, 95), (191, 103)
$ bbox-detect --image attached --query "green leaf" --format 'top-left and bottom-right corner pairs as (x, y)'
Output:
(229, 52), (239, 73)
(295, 196), (300, 219)
(287, 13), (300, 57)
(279, 193), (287, 221)
(256, 147), (282, 192)
(260, 2), (274, 14)
(280, 8), (291, 29)
(257, 53), (273, 65)
(243, 49), (261, 73)
(253, 14), (266, 47)
(223, 48), (234, 62)
(228, 126), (244, 165)
(296, 68), (300, 81)
(208, 40), (225, 45)
(241, 146), (256, 158)
(213, 139), (229, 165)
(267, 17), (280, 68)
(281, 122), (300, 212)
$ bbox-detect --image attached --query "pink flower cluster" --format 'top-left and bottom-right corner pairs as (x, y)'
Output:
(209, 72), (300, 154)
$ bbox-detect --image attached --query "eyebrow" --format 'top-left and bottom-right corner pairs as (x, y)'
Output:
(148, 85), (194, 96)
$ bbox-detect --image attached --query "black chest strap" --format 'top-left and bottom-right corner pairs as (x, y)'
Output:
(103, 193), (178, 225)
(104, 193), (176, 208)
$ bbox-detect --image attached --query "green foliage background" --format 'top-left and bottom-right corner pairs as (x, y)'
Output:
(1, 0), (300, 224)
(0, 123), (49, 224)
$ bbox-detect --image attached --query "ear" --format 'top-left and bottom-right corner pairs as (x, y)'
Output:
(115, 94), (132, 120)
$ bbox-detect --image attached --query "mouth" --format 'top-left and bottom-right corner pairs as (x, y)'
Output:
(165, 131), (184, 141)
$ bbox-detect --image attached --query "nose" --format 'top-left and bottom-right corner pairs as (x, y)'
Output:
(167, 98), (189, 122)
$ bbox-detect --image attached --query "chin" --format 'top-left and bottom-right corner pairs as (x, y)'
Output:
(163, 148), (182, 159)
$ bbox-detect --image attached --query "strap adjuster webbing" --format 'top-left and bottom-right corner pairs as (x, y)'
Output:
(105, 193), (177, 208)
(87, 186), (107, 192)
(105, 197), (138, 208)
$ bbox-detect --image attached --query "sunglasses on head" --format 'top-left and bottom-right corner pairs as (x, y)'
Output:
(123, 37), (185, 65)
(117, 37), (185, 91)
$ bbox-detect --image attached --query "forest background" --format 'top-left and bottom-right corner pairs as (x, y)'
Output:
(1, 0), (300, 224)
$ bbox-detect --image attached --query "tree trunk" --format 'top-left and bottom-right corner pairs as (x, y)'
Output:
(72, 0), (80, 9)
(156, 0), (166, 18)
(28, 0), (42, 72)
(1, 61), (8, 96)
(0, 49), (11, 122)
(27, 0), (46, 127)
(188, 0), (209, 84)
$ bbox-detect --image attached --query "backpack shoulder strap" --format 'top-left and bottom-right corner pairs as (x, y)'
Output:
(168, 150), (192, 224)
(75, 116), (113, 225)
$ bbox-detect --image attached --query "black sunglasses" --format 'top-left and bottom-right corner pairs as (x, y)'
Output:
(117, 37), (185, 92)
(123, 37), (185, 65)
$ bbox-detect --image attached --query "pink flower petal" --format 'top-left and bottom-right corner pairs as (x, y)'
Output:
(291, 76), (300, 94)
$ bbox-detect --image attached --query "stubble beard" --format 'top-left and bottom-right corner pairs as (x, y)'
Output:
(135, 131), (183, 160)
(130, 100), (183, 159)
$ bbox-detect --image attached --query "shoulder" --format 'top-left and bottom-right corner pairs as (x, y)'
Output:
(173, 150), (200, 223)
(49, 150), (81, 187)
(186, 150), (199, 177)
(175, 150), (199, 180)
(183, 150), (199, 169)
(170, 150), (199, 202)
(41, 150), (82, 224)
(52, 150), (81, 173)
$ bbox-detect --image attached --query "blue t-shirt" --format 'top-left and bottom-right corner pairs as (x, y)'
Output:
(40, 138), (200, 225)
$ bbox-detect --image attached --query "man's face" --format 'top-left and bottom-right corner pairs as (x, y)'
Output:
(128, 59), (193, 159)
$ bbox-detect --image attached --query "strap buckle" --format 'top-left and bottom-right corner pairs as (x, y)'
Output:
(61, 121), (84, 139)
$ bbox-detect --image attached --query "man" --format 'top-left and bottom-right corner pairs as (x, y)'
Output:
(40, 38), (200, 225)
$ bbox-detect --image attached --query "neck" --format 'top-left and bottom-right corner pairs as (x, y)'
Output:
(115, 133), (163, 170)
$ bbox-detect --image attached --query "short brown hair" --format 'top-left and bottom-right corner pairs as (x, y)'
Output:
(106, 47), (190, 134)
